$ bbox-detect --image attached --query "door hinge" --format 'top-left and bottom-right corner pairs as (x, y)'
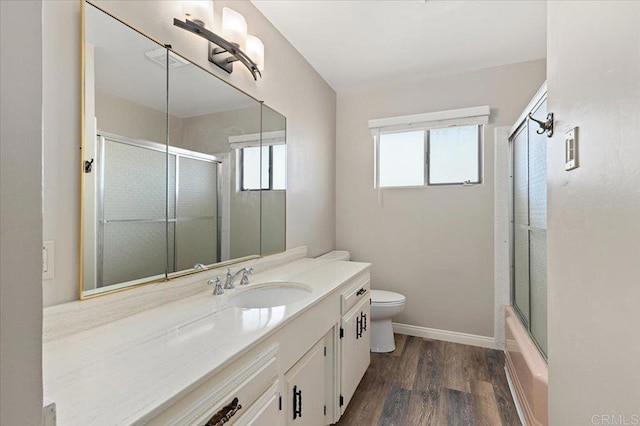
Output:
(339, 395), (344, 407)
(324, 405), (327, 416)
(324, 346), (327, 357)
(339, 327), (344, 339)
(278, 394), (282, 411)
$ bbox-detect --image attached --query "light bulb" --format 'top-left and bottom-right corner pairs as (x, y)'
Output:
(182, 0), (213, 28)
(246, 35), (264, 71)
(221, 7), (247, 50)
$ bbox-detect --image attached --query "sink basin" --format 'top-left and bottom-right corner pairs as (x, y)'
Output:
(228, 282), (312, 309)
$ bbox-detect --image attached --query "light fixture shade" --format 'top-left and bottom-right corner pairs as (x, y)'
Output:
(182, 0), (213, 28)
(246, 35), (264, 71)
(221, 7), (247, 50)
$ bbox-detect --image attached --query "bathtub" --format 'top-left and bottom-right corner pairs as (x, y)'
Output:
(504, 306), (548, 426)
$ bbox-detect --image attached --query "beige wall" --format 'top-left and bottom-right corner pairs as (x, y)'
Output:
(181, 106), (262, 154)
(547, 1), (640, 423)
(95, 89), (184, 145)
(336, 60), (546, 337)
(43, 0), (336, 306)
(0, 0), (44, 423)
(43, 1), (81, 306)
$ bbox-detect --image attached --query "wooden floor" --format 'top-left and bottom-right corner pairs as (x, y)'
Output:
(337, 334), (521, 426)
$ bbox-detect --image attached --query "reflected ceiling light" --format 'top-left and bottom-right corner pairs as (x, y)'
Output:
(181, 0), (213, 28)
(174, 3), (263, 80)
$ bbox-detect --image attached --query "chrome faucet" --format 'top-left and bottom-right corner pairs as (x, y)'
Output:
(224, 267), (254, 289)
(208, 277), (224, 295)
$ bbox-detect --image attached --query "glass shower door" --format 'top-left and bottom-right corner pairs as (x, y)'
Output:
(172, 155), (219, 271)
(512, 99), (548, 357)
(99, 136), (168, 288)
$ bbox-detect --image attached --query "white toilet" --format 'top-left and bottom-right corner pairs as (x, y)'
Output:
(370, 290), (406, 353)
(318, 251), (406, 353)
(317, 250), (351, 261)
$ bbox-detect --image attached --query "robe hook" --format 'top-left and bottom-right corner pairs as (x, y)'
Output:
(528, 112), (554, 137)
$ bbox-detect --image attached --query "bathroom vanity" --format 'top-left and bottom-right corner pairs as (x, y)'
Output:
(43, 251), (371, 425)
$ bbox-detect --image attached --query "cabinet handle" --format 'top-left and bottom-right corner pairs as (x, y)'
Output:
(361, 311), (367, 332)
(293, 385), (302, 419)
(205, 397), (242, 426)
(356, 288), (367, 297)
(356, 316), (362, 339)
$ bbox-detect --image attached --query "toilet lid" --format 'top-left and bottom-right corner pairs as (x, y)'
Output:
(371, 289), (406, 304)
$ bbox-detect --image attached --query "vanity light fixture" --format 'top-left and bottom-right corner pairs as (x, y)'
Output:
(245, 35), (264, 72)
(221, 7), (247, 50)
(174, 4), (263, 80)
(181, 0), (213, 28)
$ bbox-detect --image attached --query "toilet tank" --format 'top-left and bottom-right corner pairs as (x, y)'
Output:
(317, 250), (351, 261)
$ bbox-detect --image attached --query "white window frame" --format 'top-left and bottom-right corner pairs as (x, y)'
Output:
(370, 106), (489, 189)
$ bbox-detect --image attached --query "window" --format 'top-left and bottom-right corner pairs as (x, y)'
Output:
(379, 131), (424, 187)
(375, 125), (481, 188)
(370, 106), (488, 188)
(428, 125), (481, 185)
(240, 144), (286, 191)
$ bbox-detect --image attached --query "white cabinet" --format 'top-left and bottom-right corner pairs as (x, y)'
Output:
(235, 382), (281, 425)
(148, 346), (279, 426)
(151, 270), (372, 426)
(339, 295), (370, 414)
(285, 339), (326, 425)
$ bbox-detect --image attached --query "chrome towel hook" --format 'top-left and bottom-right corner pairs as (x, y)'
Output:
(528, 112), (554, 137)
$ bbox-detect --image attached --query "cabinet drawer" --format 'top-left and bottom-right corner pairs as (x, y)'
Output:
(234, 382), (281, 425)
(340, 276), (370, 315)
(150, 345), (278, 426)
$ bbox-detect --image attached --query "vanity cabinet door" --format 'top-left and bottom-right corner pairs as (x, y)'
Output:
(340, 296), (370, 415)
(285, 339), (326, 425)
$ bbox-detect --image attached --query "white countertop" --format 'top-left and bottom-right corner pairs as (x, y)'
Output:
(43, 258), (370, 425)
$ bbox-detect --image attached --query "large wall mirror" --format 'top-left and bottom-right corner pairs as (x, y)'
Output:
(81, 2), (286, 298)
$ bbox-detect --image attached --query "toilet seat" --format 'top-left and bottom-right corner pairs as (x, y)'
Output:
(371, 290), (406, 305)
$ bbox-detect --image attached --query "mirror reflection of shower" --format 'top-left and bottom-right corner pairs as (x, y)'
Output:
(94, 133), (222, 289)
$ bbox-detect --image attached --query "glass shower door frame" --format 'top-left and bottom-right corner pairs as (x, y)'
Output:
(509, 94), (549, 360)
(509, 121), (530, 331)
(95, 132), (223, 288)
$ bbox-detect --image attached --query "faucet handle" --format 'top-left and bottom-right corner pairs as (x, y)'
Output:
(240, 267), (254, 285)
(208, 277), (224, 295)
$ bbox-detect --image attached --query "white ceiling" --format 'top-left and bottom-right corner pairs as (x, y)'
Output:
(252, 0), (547, 91)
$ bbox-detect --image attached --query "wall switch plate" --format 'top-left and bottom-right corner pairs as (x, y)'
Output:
(565, 127), (579, 170)
(43, 241), (54, 280)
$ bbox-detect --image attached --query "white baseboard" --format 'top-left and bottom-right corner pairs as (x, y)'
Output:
(392, 322), (497, 349)
(505, 366), (528, 426)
